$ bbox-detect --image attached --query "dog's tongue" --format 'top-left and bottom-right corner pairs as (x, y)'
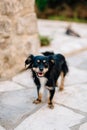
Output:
(38, 72), (43, 77)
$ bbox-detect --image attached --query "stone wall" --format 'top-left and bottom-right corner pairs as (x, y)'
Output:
(0, 0), (40, 79)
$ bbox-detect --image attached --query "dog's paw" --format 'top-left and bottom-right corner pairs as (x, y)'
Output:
(48, 103), (54, 109)
(59, 87), (64, 91)
(33, 99), (41, 104)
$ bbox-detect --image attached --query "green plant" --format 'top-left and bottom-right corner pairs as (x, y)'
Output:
(40, 36), (51, 46)
(35, 0), (87, 22)
(36, 0), (48, 11)
(48, 15), (87, 23)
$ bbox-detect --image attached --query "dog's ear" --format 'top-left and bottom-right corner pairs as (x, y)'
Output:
(25, 54), (34, 69)
(48, 56), (55, 65)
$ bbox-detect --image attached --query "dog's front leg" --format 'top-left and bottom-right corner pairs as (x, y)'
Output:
(33, 85), (42, 104)
(48, 88), (55, 109)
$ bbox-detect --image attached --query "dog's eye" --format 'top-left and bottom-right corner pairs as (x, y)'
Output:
(37, 60), (40, 63)
(43, 60), (46, 63)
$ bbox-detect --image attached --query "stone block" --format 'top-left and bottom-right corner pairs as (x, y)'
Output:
(13, 70), (35, 88)
(0, 0), (34, 16)
(15, 105), (84, 130)
(0, 34), (40, 78)
(0, 81), (24, 92)
(16, 13), (38, 35)
(0, 126), (5, 130)
(0, 88), (42, 129)
(79, 123), (87, 130)
(0, 16), (11, 36)
(0, 0), (22, 15)
(0, 0), (39, 79)
(65, 67), (87, 86)
(54, 83), (87, 113)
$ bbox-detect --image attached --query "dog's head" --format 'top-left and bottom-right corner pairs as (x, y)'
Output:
(25, 54), (54, 77)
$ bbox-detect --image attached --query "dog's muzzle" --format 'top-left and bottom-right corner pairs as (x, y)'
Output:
(37, 71), (44, 77)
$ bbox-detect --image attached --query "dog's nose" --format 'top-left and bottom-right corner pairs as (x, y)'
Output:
(39, 68), (43, 72)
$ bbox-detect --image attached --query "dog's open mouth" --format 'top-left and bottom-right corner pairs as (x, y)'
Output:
(37, 72), (44, 77)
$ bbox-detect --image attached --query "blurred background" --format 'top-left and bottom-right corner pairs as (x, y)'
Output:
(35, 0), (87, 23)
(0, 0), (87, 79)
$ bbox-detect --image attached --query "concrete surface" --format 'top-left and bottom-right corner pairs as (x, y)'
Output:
(38, 20), (87, 55)
(0, 19), (87, 130)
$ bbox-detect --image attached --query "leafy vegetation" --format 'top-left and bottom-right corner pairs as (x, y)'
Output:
(48, 15), (87, 23)
(35, 0), (48, 11)
(40, 36), (51, 46)
(35, 0), (87, 23)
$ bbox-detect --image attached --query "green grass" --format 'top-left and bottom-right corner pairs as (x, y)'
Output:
(48, 15), (87, 23)
(40, 36), (51, 46)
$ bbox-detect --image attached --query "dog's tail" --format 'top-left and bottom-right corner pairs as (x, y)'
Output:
(62, 60), (69, 76)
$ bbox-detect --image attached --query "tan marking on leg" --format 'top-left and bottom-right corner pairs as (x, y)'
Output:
(48, 100), (54, 109)
(33, 93), (42, 104)
(59, 72), (64, 91)
(48, 98), (51, 105)
(38, 93), (42, 100)
(48, 92), (54, 109)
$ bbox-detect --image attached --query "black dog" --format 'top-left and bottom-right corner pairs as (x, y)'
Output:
(25, 51), (69, 109)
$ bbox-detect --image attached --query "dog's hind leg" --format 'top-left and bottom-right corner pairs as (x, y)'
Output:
(59, 60), (69, 91)
(59, 72), (65, 91)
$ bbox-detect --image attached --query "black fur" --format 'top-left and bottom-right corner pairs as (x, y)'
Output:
(25, 51), (69, 108)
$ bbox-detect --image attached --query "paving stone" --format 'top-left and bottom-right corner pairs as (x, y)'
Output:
(0, 126), (5, 130)
(65, 67), (87, 86)
(38, 20), (87, 55)
(51, 38), (87, 54)
(67, 51), (87, 70)
(15, 104), (84, 130)
(54, 84), (87, 113)
(13, 70), (35, 88)
(38, 20), (87, 38)
(0, 81), (24, 92)
(72, 23), (87, 37)
(39, 38), (87, 54)
(0, 88), (43, 129)
(79, 122), (87, 130)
